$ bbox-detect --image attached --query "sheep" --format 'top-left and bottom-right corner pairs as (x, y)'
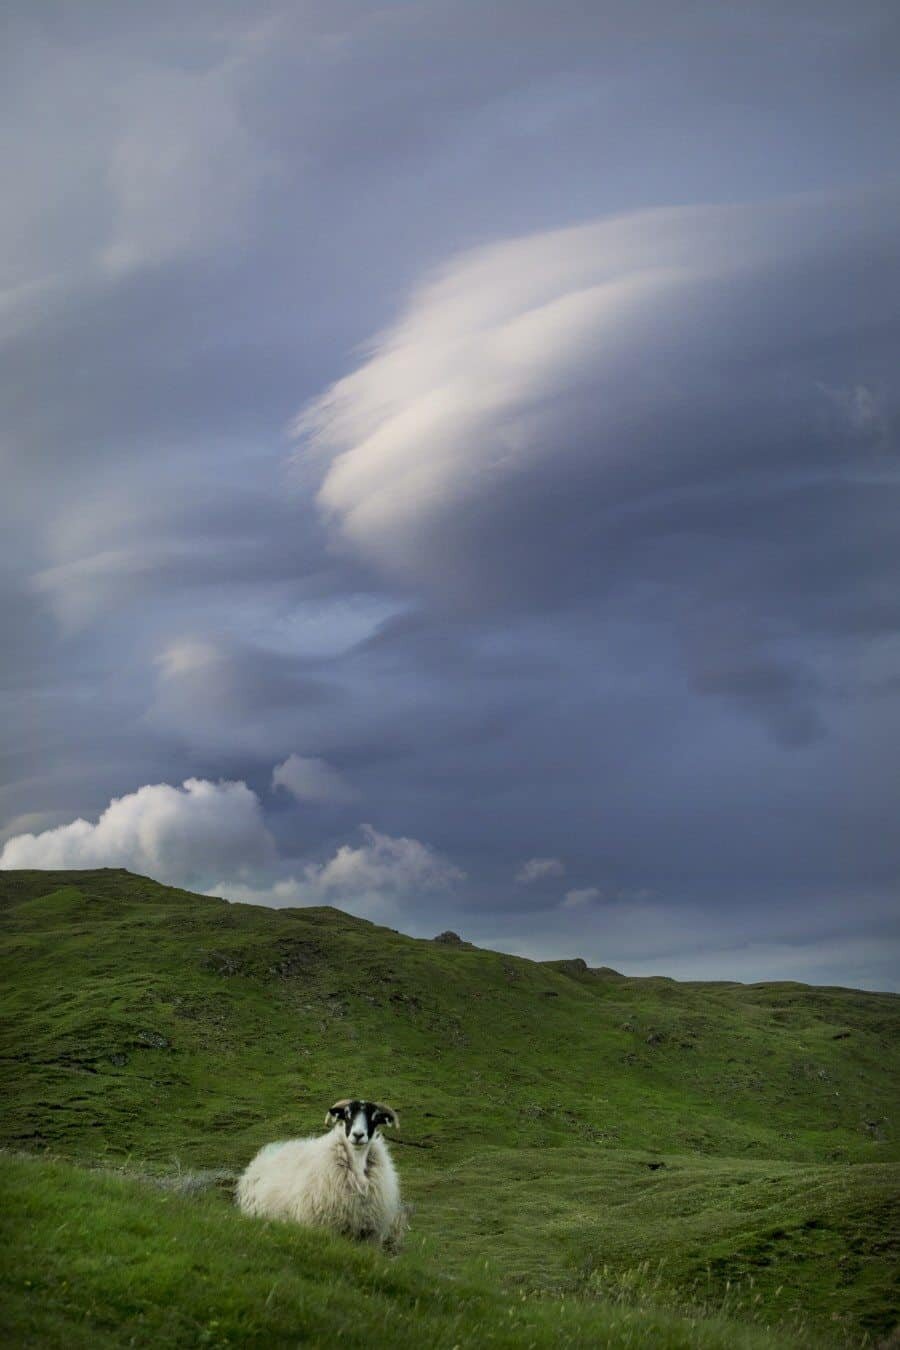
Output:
(236, 1097), (405, 1250)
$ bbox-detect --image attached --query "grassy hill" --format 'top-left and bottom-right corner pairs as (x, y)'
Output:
(1, 868), (898, 1347)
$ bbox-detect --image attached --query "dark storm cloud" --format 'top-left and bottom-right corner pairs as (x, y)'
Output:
(2, 1), (899, 987)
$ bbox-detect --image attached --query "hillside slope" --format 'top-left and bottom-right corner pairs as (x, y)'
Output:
(1, 869), (898, 1345)
(0, 1151), (809, 1350)
(2, 868), (896, 1166)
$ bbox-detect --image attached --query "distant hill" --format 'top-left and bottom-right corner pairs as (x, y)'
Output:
(1, 868), (898, 1346)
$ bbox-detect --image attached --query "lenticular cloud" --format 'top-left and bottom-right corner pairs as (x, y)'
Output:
(295, 192), (899, 610)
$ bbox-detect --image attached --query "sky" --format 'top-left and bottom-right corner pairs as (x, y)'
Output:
(2, 0), (899, 989)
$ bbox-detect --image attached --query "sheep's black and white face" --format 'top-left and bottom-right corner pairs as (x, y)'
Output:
(327, 1099), (397, 1148)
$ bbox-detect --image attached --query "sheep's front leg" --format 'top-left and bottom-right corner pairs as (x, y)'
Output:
(383, 1205), (411, 1255)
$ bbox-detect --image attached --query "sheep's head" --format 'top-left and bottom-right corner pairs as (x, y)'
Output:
(326, 1098), (398, 1147)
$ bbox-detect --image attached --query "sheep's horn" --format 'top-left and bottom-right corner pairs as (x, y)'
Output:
(325, 1099), (352, 1125)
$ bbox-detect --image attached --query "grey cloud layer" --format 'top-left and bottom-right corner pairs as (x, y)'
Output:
(2, 1), (898, 987)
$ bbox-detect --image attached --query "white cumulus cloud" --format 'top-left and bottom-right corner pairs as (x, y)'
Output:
(207, 823), (465, 920)
(516, 857), (566, 884)
(560, 884), (655, 908)
(561, 886), (602, 908)
(272, 753), (357, 804)
(0, 777), (276, 889)
(0, 771), (463, 923)
(310, 823), (464, 899)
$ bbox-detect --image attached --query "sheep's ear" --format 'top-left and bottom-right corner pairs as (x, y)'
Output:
(373, 1104), (398, 1129)
(326, 1100), (350, 1125)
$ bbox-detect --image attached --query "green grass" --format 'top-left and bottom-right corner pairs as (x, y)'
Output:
(414, 1148), (899, 1340)
(1, 869), (898, 1347)
(0, 1152), (826, 1349)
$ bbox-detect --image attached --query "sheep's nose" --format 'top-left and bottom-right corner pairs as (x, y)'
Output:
(352, 1130), (366, 1142)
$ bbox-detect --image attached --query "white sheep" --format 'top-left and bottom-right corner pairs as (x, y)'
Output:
(236, 1098), (405, 1250)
